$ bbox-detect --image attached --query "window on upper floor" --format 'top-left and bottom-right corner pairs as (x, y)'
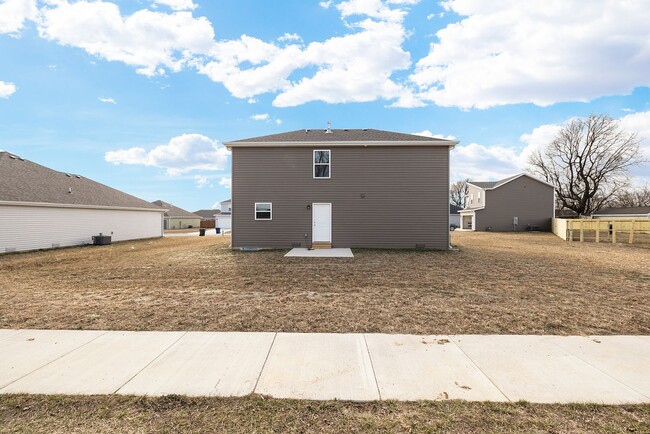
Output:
(313, 150), (330, 179)
(478, 191), (481, 203)
(255, 202), (272, 220)
(470, 193), (474, 205)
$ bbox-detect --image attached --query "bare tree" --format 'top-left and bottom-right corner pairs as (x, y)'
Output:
(450, 178), (470, 208)
(608, 184), (650, 208)
(528, 114), (644, 216)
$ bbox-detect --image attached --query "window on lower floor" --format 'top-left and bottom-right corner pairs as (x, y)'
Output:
(255, 202), (272, 220)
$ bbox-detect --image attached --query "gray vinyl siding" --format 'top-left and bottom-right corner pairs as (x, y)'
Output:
(232, 146), (450, 249)
(466, 184), (485, 209)
(474, 177), (554, 231)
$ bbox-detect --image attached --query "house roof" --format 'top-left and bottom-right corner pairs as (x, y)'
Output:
(468, 173), (554, 190)
(225, 129), (458, 147)
(152, 200), (202, 219)
(592, 206), (650, 216)
(0, 151), (162, 211)
(193, 209), (221, 219)
(450, 204), (462, 214)
(220, 198), (231, 203)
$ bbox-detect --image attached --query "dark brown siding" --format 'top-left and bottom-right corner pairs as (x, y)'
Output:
(475, 177), (554, 231)
(232, 146), (450, 249)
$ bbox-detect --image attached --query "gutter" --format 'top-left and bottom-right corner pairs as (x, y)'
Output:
(225, 139), (459, 151)
(0, 200), (167, 213)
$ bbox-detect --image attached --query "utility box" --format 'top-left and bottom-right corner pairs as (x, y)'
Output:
(92, 234), (112, 245)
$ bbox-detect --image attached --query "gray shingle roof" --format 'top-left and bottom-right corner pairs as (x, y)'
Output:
(193, 209), (221, 219)
(469, 174), (522, 190)
(227, 129), (456, 144)
(0, 151), (162, 210)
(593, 206), (650, 215)
(152, 200), (202, 219)
(450, 204), (462, 214)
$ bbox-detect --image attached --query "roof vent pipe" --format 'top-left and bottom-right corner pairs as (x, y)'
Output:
(325, 120), (332, 134)
(68, 187), (72, 194)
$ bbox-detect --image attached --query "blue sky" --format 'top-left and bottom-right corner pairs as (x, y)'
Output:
(1, 0), (649, 211)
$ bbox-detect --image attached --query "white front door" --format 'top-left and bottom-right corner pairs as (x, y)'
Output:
(312, 203), (332, 243)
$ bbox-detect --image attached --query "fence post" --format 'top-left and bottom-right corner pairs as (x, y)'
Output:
(579, 221), (584, 242)
(569, 220), (574, 242)
(595, 220), (600, 243)
(612, 221), (616, 243)
(629, 220), (635, 244)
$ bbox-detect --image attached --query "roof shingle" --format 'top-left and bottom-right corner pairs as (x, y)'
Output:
(0, 151), (161, 210)
(152, 200), (202, 219)
(227, 129), (457, 144)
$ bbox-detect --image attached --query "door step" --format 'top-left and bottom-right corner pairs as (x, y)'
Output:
(311, 242), (332, 249)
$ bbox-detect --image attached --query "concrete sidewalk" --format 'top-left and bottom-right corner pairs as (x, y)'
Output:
(0, 330), (648, 404)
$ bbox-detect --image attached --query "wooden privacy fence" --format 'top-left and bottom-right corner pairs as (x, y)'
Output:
(552, 218), (650, 244)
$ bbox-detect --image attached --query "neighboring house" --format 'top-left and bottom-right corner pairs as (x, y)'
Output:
(193, 209), (221, 228)
(152, 200), (202, 229)
(450, 204), (461, 228)
(225, 128), (458, 249)
(459, 173), (555, 231)
(591, 206), (650, 219)
(0, 151), (165, 253)
(216, 199), (232, 230)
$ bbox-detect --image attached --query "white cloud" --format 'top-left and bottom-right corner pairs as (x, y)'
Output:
(275, 119), (283, 125)
(219, 176), (231, 189)
(0, 0), (38, 35)
(198, 1), (418, 108)
(153, 0), (196, 11)
(412, 0), (650, 109)
(319, 1), (333, 8)
(278, 32), (302, 43)
(105, 133), (230, 176)
(453, 112), (650, 182)
(0, 81), (17, 98)
(194, 174), (210, 188)
(250, 113), (270, 121)
(38, 1), (216, 77)
(98, 97), (116, 104)
(412, 130), (456, 140)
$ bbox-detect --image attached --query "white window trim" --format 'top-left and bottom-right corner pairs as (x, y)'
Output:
(254, 202), (272, 221)
(313, 149), (331, 179)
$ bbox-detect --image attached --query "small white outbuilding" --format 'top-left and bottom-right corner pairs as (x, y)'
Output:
(0, 151), (165, 253)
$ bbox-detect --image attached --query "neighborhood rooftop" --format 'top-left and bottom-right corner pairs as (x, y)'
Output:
(468, 174), (522, 190)
(593, 206), (650, 215)
(0, 151), (161, 210)
(226, 129), (458, 145)
(151, 200), (202, 219)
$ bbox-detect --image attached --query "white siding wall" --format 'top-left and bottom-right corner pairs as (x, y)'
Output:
(216, 214), (231, 230)
(0, 204), (163, 253)
(449, 214), (461, 226)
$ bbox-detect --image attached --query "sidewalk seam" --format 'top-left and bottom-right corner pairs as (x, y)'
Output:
(113, 331), (188, 394)
(362, 334), (382, 400)
(0, 330), (109, 391)
(252, 332), (277, 394)
(546, 336), (650, 400)
(448, 335), (511, 402)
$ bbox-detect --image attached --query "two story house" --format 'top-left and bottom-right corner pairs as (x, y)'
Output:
(459, 173), (555, 231)
(225, 128), (458, 249)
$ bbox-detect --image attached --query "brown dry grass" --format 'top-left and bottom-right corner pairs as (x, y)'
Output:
(1, 232), (648, 334)
(1, 395), (649, 434)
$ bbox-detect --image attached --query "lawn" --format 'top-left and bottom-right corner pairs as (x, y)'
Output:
(1, 395), (649, 434)
(1, 231), (648, 335)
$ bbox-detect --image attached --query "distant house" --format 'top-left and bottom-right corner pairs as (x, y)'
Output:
(215, 199), (231, 230)
(152, 200), (202, 229)
(450, 204), (461, 228)
(193, 209), (221, 228)
(0, 151), (165, 253)
(225, 128), (457, 249)
(591, 206), (650, 219)
(459, 173), (555, 231)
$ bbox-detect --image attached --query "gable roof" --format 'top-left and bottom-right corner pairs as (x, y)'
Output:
(225, 129), (458, 148)
(468, 173), (554, 190)
(193, 209), (221, 219)
(592, 206), (650, 216)
(152, 200), (202, 219)
(0, 151), (162, 211)
(450, 204), (462, 214)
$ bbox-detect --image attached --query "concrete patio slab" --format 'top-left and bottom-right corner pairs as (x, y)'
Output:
(365, 334), (507, 401)
(452, 335), (646, 404)
(118, 332), (275, 397)
(255, 333), (378, 401)
(284, 248), (353, 258)
(2, 331), (185, 395)
(548, 335), (650, 400)
(0, 329), (106, 389)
